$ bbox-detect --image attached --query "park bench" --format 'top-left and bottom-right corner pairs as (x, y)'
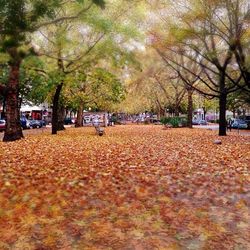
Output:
(94, 124), (105, 136)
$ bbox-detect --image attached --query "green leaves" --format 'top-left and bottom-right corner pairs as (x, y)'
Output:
(64, 67), (125, 110)
(30, 1), (57, 21)
(75, 0), (105, 10)
(92, 0), (105, 9)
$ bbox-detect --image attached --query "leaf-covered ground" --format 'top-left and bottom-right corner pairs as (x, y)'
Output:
(0, 125), (249, 249)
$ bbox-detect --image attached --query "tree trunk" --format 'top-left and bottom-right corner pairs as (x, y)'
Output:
(242, 109), (246, 119)
(158, 108), (164, 119)
(203, 108), (207, 120)
(187, 89), (193, 128)
(219, 92), (227, 136)
(104, 113), (108, 127)
(174, 97), (179, 117)
(158, 106), (165, 118)
(233, 109), (236, 118)
(1, 97), (6, 119)
(75, 105), (83, 127)
(52, 82), (63, 135)
(3, 62), (23, 142)
(57, 104), (65, 131)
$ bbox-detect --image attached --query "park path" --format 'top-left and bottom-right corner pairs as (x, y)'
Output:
(1, 124), (250, 141)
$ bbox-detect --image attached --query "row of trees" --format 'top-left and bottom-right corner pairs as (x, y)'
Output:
(152, 0), (250, 135)
(0, 0), (145, 141)
(1, 0), (250, 141)
(123, 0), (249, 135)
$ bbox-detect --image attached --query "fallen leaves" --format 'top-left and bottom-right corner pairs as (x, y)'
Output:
(0, 125), (249, 249)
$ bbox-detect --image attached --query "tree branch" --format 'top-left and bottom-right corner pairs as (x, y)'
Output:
(178, 71), (218, 98)
(156, 48), (221, 94)
(65, 32), (106, 69)
(33, 3), (93, 30)
(154, 75), (172, 100)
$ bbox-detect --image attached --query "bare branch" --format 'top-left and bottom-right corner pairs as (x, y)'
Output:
(168, 44), (220, 77)
(154, 74), (172, 100)
(178, 72), (218, 98)
(203, 68), (218, 87)
(65, 56), (98, 74)
(39, 31), (57, 46)
(25, 67), (49, 78)
(156, 48), (221, 94)
(65, 32), (106, 69)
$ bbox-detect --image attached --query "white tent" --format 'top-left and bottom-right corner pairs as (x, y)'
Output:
(20, 105), (42, 112)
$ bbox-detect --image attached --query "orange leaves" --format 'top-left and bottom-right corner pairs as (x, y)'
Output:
(0, 125), (249, 248)
(0, 226), (18, 245)
(135, 186), (149, 199)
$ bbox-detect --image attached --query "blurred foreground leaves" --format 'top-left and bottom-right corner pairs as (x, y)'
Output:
(0, 126), (249, 249)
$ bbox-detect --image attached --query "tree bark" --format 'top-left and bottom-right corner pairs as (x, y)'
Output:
(155, 98), (165, 118)
(75, 105), (83, 127)
(219, 92), (227, 136)
(52, 82), (63, 134)
(243, 109), (246, 118)
(174, 96), (179, 117)
(233, 109), (236, 118)
(3, 62), (23, 142)
(187, 88), (193, 128)
(203, 107), (207, 120)
(57, 104), (65, 131)
(2, 97), (6, 119)
(0, 97), (6, 119)
(159, 107), (165, 118)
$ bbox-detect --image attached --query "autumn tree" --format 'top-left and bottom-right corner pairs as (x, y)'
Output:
(151, 70), (186, 117)
(122, 63), (186, 118)
(227, 90), (250, 117)
(0, 0), (105, 141)
(153, 0), (250, 136)
(30, 0), (144, 134)
(64, 68), (125, 127)
(153, 52), (201, 127)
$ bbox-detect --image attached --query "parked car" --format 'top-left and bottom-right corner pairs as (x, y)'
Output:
(242, 116), (250, 128)
(231, 119), (248, 129)
(64, 117), (75, 125)
(199, 120), (208, 125)
(192, 119), (207, 125)
(192, 119), (199, 125)
(20, 117), (30, 129)
(29, 119), (43, 128)
(150, 115), (160, 123)
(26, 119), (31, 129)
(0, 119), (6, 132)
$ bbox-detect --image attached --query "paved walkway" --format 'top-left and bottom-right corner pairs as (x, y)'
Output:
(0, 127), (50, 140)
(193, 124), (250, 136)
(1, 125), (250, 141)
